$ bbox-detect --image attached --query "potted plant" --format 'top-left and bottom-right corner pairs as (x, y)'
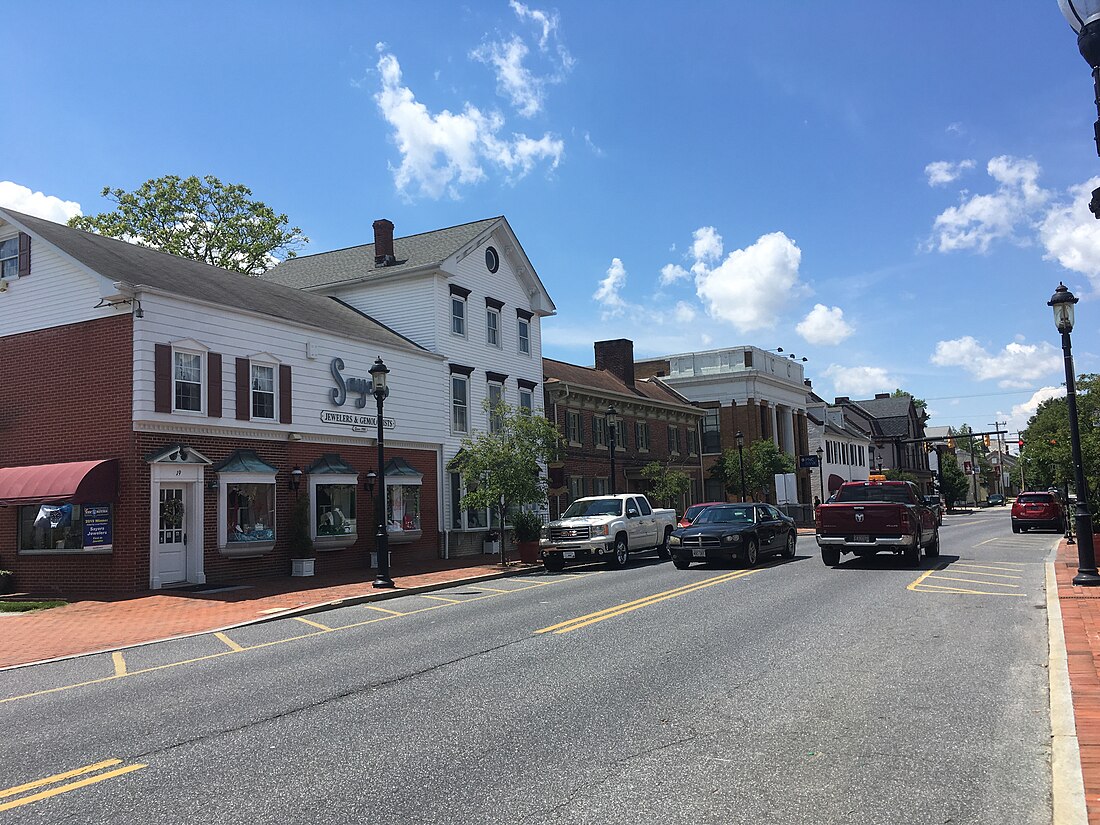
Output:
(511, 510), (543, 565)
(288, 493), (315, 577)
(484, 530), (501, 556)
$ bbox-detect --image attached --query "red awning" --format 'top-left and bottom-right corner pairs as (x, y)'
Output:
(0, 459), (119, 505)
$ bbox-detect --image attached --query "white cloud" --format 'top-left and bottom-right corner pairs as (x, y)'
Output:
(796, 304), (853, 346)
(374, 48), (562, 199)
(0, 182), (81, 223)
(659, 263), (689, 286)
(823, 364), (896, 397)
(691, 226), (723, 263)
(930, 336), (1062, 388)
(471, 36), (543, 117)
(1040, 176), (1100, 280)
(925, 159), (974, 186)
(593, 257), (628, 317)
(510, 1), (558, 51)
(673, 301), (697, 323)
(929, 155), (1049, 253)
(693, 231), (804, 332)
(1005, 386), (1066, 436)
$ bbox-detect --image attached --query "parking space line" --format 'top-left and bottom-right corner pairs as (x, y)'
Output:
(111, 651), (127, 677)
(362, 605), (405, 616)
(420, 595), (463, 604)
(931, 575), (1020, 588)
(919, 583), (1025, 597)
(954, 564), (1024, 575)
(213, 632), (245, 652)
(294, 617), (333, 631)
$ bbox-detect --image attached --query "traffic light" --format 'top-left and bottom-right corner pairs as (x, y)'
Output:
(983, 434), (991, 447)
(947, 437), (955, 449)
(1018, 438), (1025, 450)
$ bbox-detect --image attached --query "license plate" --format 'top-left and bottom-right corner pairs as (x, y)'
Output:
(853, 535), (871, 543)
(562, 551), (575, 559)
(692, 548), (706, 558)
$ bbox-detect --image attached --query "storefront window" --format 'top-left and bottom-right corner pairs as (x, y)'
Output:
(19, 503), (113, 552)
(387, 484), (421, 533)
(226, 483), (275, 544)
(316, 484), (356, 537)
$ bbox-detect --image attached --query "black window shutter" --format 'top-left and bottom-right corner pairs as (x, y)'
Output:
(17, 233), (30, 278)
(154, 344), (171, 413)
(235, 357), (250, 420)
(279, 365), (292, 424)
(208, 353), (222, 418)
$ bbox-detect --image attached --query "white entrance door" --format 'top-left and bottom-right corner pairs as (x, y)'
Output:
(157, 486), (188, 585)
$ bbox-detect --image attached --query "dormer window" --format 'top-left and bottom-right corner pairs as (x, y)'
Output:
(0, 237), (18, 279)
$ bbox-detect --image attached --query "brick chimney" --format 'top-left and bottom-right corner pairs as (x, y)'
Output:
(373, 219), (395, 266)
(835, 396), (850, 403)
(875, 392), (890, 399)
(594, 339), (635, 389)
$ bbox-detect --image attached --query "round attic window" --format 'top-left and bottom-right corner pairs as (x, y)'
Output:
(485, 246), (499, 273)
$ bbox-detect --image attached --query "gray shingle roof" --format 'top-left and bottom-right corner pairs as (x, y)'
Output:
(1, 208), (428, 354)
(262, 217), (502, 289)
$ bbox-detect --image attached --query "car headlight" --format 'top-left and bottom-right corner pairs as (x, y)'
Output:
(722, 533), (741, 544)
(594, 525), (610, 536)
(540, 527), (549, 540)
(668, 535), (681, 546)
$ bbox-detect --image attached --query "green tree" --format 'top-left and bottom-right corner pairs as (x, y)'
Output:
(939, 452), (969, 509)
(68, 175), (308, 275)
(884, 468), (919, 484)
(447, 402), (561, 563)
(640, 461), (691, 512)
(892, 388), (928, 422)
(711, 439), (796, 502)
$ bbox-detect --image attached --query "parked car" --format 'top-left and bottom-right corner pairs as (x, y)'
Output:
(923, 494), (944, 526)
(1011, 491), (1065, 533)
(816, 480), (940, 567)
(678, 502), (724, 528)
(669, 503), (796, 569)
(540, 494), (677, 571)
(987, 494), (1006, 507)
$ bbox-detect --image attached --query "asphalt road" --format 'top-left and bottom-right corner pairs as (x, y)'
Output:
(0, 506), (1059, 824)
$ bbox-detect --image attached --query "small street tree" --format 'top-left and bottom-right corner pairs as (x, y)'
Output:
(447, 402), (561, 564)
(939, 452), (970, 510)
(68, 174), (308, 275)
(711, 439), (795, 502)
(640, 461), (691, 513)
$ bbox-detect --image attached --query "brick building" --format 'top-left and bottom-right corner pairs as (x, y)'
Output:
(543, 340), (704, 519)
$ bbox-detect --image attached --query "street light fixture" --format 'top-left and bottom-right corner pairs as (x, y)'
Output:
(735, 430), (747, 503)
(606, 405), (621, 495)
(816, 445), (825, 505)
(1048, 283), (1100, 586)
(369, 356), (394, 589)
(1059, 0), (1100, 215)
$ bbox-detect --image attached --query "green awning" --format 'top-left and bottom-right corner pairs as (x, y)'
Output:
(306, 453), (358, 475)
(385, 457), (423, 481)
(212, 450), (278, 474)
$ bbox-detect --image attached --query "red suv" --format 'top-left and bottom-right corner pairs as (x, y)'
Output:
(678, 502), (724, 528)
(1011, 492), (1066, 533)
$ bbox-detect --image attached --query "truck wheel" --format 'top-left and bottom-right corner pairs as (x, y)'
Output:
(923, 528), (940, 558)
(780, 532), (796, 560)
(821, 547), (840, 567)
(607, 535), (629, 568)
(672, 556), (691, 570)
(743, 539), (759, 568)
(657, 528), (673, 560)
(905, 533), (922, 566)
(543, 555), (565, 572)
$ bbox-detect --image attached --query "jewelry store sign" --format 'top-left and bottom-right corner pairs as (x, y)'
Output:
(320, 410), (395, 430)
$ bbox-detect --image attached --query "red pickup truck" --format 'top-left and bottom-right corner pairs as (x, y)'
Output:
(815, 480), (940, 567)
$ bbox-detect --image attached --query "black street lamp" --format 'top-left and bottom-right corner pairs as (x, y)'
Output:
(816, 445), (825, 505)
(370, 357), (394, 589)
(606, 406), (620, 494)
(1060, 0), (1100, 215)
(1049, 283), (1100, 586)
(735, 430), (747, 503)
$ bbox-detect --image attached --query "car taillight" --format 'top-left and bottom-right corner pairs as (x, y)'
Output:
(900, 510), (911, 532)
(815, 508), (822, 530)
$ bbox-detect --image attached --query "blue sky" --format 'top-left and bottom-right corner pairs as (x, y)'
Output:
(4, 1), (1098, 441)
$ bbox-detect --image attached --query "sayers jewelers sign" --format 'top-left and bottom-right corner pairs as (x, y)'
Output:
(323, 358), (396, 430)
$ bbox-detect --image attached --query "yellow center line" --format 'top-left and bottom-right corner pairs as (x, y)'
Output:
(420, 595), (462, 604)
(111, 651), (127, 677)
(538, 569), (759, 635)
(213, 632), (244, 652)
(927, 575), (1020, 588)
(294, 617), (333, 631)
(0, 763), (146, 812)
(0, 759), (122, 799)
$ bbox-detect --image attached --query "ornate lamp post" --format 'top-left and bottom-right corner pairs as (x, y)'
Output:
(606, 405), (621, 494)
(370, 357), (394, 589)
(735, 430), (747, 502)
(816, 445), (825, 505)
(1060, 0), (1100, 216)
(1048, 283), (1100, 585)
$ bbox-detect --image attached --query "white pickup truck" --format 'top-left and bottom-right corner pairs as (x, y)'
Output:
(539, 494), (678, 571)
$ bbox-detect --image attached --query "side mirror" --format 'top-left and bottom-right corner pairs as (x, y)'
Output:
(627, 508), (639, 518)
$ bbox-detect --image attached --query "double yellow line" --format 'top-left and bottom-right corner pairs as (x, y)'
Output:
(0, 758), (146, 812)
(536, 568), (761, 635)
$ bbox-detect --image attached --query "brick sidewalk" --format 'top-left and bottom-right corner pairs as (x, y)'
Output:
(0, 554), (538, 669)
(1055, 539), (1100, 824)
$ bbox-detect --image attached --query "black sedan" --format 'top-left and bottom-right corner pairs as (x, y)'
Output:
(668, 503), (796, 569)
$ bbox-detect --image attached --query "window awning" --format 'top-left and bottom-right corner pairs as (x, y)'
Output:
(384, 457), (423, 482)
(0, 459), (119, 505)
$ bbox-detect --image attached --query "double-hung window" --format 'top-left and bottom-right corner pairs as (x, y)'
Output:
(450, 284), (471, 337)
(173, 350), (203, 412)
(486, 297), (504, 348)
(487, 380), (504, 433)
(0, 237), (18, 279)
(452, 373), (469, 433)
(702, 409), (720, 453)
(567, 411), (582, 445)
(251, 364), (275, 420)
(668, 425), (681, 455)
(517, 309), (532, 355)
(636, 421), (649, 452)
(593, 415), (608, 448)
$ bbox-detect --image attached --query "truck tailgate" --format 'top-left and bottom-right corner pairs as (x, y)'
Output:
(819, 504), (906, 536)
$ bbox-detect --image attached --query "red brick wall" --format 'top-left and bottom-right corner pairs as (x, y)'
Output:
(0, 315), (139, 594)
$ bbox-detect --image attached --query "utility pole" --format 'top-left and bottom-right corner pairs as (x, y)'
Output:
(968, 434), (979, 506)
(988, 420), (1007, 496)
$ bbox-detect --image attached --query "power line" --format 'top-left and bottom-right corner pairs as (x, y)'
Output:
(922, 388), (1056, 402)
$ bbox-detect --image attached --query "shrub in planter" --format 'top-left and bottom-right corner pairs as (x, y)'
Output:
(511, 511), (543, 564)
(288, 494), (315, 576)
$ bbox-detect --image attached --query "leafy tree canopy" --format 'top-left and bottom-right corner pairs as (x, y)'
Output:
(68, 175), (308, 275)
(711, 439), (795, 502)
(640, 461), (691, 512)
(938, 452), (970, 508)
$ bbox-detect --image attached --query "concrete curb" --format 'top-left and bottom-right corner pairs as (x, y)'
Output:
(0, 563), (545, 673)
(1047, 559), (1089, 825)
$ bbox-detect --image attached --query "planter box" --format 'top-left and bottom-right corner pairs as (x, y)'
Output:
(291, 558), (315, 577)
(484, 540), (500, 555)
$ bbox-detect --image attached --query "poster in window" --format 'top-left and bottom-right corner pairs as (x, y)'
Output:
(82, 504), (113, 547)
